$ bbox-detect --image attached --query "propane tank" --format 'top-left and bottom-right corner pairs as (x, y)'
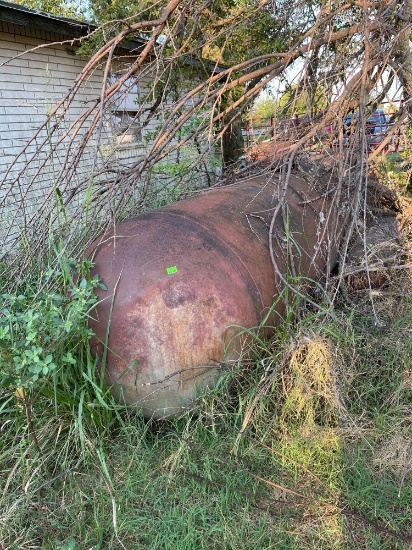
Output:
(88, 172), (342, 418)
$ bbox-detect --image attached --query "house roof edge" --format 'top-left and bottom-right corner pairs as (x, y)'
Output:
(0, 0), (96, 37)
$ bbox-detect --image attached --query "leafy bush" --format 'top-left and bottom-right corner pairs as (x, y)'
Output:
(0, 259), (104, 389)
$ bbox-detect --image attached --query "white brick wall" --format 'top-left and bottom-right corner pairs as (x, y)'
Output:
(0, 20), (219, 255)
(0, 21), (158, 252)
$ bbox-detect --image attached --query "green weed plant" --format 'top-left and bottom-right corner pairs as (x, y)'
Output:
(0, 261), (101, 389)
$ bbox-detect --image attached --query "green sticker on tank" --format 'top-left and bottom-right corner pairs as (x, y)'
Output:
(166, 266), (178, 274)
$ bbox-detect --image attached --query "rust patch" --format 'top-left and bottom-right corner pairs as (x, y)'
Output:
(161, 282), (196, 309)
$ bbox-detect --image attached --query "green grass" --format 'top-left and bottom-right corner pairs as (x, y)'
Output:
(1, 294), (411, 549)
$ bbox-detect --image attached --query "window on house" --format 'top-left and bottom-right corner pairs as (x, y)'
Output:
(112, 110), (142, 145)
(108, 73), (144, 148)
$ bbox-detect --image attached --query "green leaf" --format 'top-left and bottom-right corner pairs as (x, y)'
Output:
(97, 282), (108, 291)
(0, 374), (17, 387)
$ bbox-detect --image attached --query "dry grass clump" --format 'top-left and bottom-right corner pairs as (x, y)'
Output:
(373, 433), (412, 475)
(340, 166), (412, 325)
(343, 218), (405, 282)
(278, 337), (350, 432)
(341, 216), (412, 319)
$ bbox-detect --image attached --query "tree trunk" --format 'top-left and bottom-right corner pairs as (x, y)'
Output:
(222, 114), (244, 168)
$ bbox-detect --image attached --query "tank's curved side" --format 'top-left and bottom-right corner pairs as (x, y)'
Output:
(88, 174), (343, 418)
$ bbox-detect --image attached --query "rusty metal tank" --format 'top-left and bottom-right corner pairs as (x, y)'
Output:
(88, 171), (344, 418)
